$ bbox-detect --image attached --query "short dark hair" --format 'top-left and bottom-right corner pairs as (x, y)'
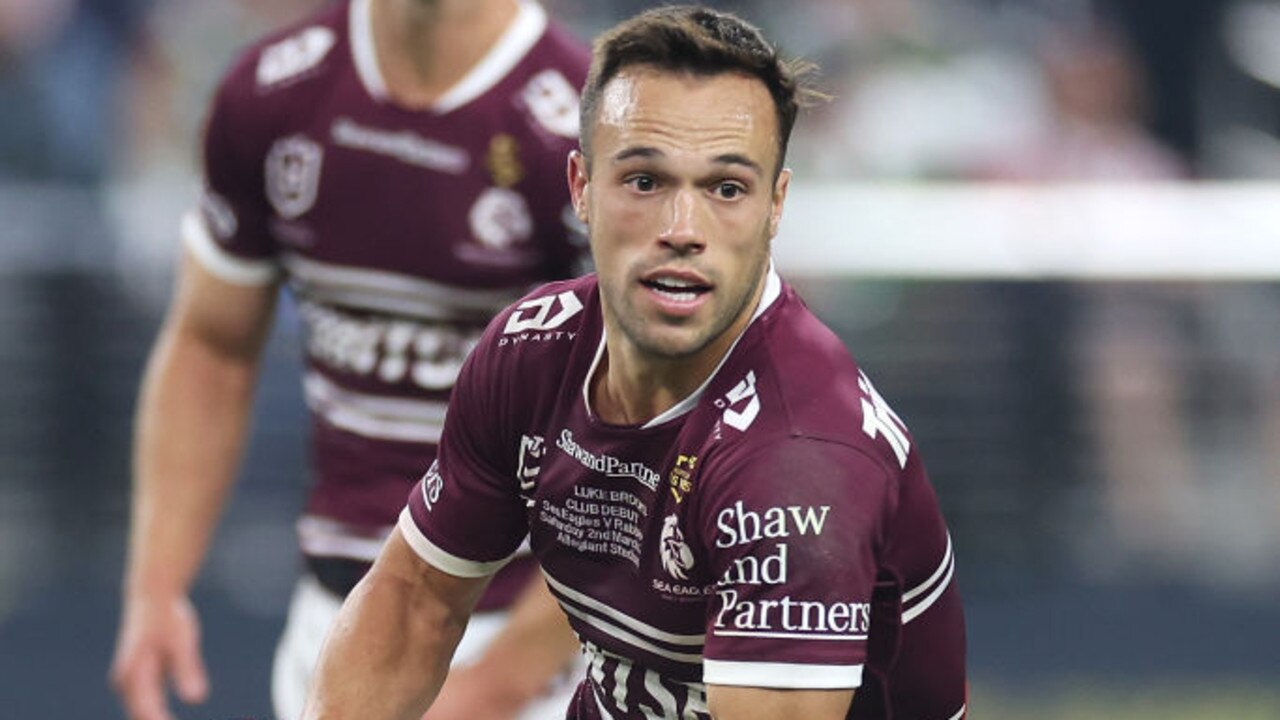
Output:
(578, 5), (823, 176)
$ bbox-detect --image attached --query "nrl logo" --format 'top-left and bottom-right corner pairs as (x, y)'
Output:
(517, 434), (545, 494)
(265, 134), (323, 219)
(660, 515), (695, 580)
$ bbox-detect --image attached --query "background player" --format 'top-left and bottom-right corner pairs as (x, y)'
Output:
(109, 1), (588, 718)
(303, 5), (966, 719)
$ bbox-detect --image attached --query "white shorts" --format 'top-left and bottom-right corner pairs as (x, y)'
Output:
(271, 574), (581, 720)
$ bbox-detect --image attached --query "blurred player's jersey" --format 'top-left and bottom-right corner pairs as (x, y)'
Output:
(184, 0), (590, 599)
(402, 272), (968, 719)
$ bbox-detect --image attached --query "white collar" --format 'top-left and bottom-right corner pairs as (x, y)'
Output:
(350, 0), (547, 112)
(581, 263), (783, 428)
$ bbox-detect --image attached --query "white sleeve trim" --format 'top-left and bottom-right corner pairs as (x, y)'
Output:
(181, 210), (279, 286)
(702, 660), (864, 690)
(395, 507), (512, 578)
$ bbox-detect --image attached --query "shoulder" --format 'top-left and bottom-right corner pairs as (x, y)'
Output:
(703, 283), (912, 478)
(528, 13), (592, 83)
(468, 274), (598, 370)
(210, 3), (348, 117)
(489, 7), (591, 147)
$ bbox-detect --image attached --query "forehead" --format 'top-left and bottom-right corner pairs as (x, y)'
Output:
(591, 67), (779, 165)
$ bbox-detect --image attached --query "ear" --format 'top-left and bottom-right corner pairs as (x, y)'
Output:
(768, 168), (791, 238)
(567, 150), (590, 224)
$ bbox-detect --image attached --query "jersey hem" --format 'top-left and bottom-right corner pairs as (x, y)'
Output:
(702, 659), (864, 689)
(396, 507), (512, 578)
(181, 211), (278, 285)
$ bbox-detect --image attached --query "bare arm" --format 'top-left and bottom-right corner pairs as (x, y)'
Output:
(707, 686), (854, 720)
(110, 250), (278, 720)
(303, 530), (491, 720)
(424, 573), (580, 719)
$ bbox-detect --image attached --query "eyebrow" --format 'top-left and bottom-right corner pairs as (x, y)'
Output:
(611, 146), (764, 177)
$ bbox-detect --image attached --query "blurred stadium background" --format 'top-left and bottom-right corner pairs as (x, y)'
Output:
(1, 0), (1278, 717)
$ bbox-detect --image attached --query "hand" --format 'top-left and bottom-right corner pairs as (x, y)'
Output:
(110, 593), (210, 720)
(421, 663), (527, 720)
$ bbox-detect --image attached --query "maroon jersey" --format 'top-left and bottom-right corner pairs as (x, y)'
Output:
(182, 0), (590, 576)
(402, 271), (968, 719)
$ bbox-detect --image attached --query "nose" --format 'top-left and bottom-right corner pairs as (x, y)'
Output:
(658, 187), (705, 255)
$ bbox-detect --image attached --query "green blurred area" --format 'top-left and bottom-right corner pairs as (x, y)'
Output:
(972, 679), (1280, 720)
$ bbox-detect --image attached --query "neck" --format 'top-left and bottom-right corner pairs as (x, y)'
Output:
(592, 344), (707, 427)
(369, 0), (519, 107)
(592, 275), (768, 426)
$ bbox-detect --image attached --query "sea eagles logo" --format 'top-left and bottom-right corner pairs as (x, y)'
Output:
(265, 135), (323, 219)
(720, 371), (760, 431)
(660, 515), (695, 580)
(517, 434), (545, 493)
(419, 460), (444, 511)
(469, 187), (532, 250)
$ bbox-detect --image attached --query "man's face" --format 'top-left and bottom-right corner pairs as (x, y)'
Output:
(569, 67), (790, 363)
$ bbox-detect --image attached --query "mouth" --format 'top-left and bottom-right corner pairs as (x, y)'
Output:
(640, 272), (712, 305)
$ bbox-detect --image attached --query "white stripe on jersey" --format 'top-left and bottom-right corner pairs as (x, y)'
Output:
(582, 641), (706, 720)
(947, 703), (967, 720)
(543, 571), (706, 646)
(902, 534), (956, 624)
(396, 508), (513, 578)
(904, 533), (952, 603)
(297, 514), (390, 561)
(280, 252), (525, 321)
(558, 597), (703, 664)
(304, 371), (448, 443)
(182, 211), (279, 286)
(642, 666), (681, 718)
(702, 659), (864, 690)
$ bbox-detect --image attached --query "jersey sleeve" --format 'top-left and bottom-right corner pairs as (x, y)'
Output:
(696, 437), (897, 690)
(398, 322), (529, 577)
(181, 61), (280, 286)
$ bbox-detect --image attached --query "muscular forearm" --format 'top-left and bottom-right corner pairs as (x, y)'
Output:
(305, 533), (484, 720)
(124, 324), (260, 599)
